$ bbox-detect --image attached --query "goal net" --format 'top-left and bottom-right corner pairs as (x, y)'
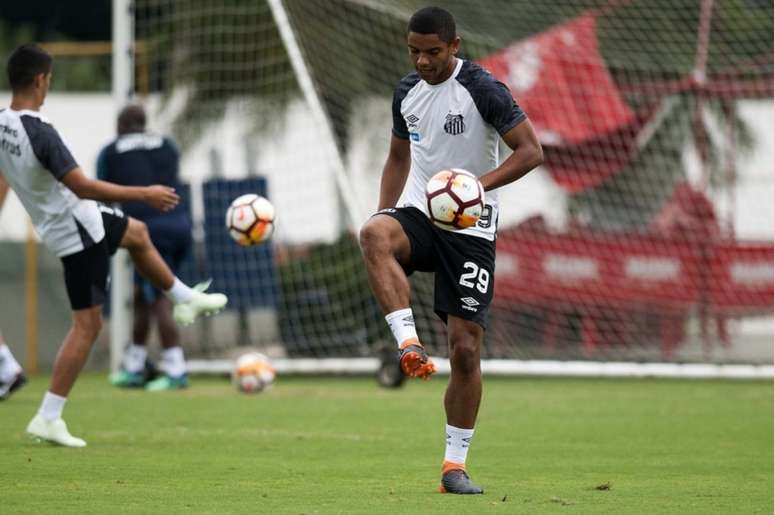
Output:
(129, 0), (774, 376)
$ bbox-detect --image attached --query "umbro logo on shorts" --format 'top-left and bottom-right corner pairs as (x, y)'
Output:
(98, 204), (124, 217)
(460, 297), (479, 312)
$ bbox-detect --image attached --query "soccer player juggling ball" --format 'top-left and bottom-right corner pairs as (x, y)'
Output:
(359, 7), (543, 494)
(0, 44), (228, 447)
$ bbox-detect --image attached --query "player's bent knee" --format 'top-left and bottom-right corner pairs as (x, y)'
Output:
(359, 219), (389, 255)
(123, 218), (151, 249)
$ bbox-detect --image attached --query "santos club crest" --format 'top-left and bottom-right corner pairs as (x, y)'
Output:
(444, 113), (465, 135)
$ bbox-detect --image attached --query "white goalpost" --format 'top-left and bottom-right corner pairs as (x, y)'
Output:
(108, 0), (135, 374)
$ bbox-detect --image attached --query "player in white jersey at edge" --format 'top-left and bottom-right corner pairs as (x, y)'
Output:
(359, 7), (543, 494)
(0, 179), (26, 401)
(0, 44), (228, 447)
(0, 330), (26, 401)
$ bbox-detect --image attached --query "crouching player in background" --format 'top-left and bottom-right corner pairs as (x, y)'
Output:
(0, 330), (26, 401)
(99, 104), (193, 392)
(0, 177), (26, 401)
(0, 44), (228, 447)
(359, 8), (542, 494)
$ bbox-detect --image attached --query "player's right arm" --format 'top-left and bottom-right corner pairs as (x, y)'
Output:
(378, 75), (417, 211)
(61, 167), (179, 212)
(377, 135), (411, 210)
(24, 117), (178, 211)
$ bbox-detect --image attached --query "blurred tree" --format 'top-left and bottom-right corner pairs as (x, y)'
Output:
(136, 0), (297, 149)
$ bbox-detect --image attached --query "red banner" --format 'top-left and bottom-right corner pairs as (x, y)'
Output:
(479, 14), (634, 147)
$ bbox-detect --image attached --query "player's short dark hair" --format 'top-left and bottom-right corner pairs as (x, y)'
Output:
(408, 6), (456, 43)
(6, 44), (52, 92)
(117, 104), (147, 135)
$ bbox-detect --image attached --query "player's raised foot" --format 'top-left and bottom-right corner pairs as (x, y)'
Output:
(173, 280), (228, 326)
(0, 372), (27, 400)
(145, 374), (189, 392)
(26, 414), (86, 448)
(398, 338), (436, 380)
(109, 369), (146, 388)
(439, 462), (483, 495)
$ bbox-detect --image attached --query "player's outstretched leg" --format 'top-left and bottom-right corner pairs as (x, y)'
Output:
(0, 340), (26, 400)
(439, 461), (483, 494)
(398, 337), (437, 379)
(120, 219), (227, 326)
(27, 307), (101, 447)
(360, 216), (436, 380)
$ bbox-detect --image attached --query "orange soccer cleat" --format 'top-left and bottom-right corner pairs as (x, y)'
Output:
(398, 338), (437, 380)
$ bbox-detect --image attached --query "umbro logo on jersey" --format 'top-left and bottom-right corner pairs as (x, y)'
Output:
(460, 297), (480, 312)
(407, 114), (421, 141)
(444, 113), (465, 135)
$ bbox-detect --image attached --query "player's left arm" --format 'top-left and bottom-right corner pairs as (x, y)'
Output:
(478, 118), (543, 192)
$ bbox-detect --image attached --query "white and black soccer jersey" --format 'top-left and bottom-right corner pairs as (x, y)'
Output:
(0, 109), (104, 257)
(392, 59), (526, 241)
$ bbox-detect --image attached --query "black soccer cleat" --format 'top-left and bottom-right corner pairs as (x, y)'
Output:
(0, 372), (27, 401)
(439, 467), (484, 495)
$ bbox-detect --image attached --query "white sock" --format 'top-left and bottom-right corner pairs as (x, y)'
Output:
(123, 343), (148, 373)
(385, 308), (419, 348)
(39, 392), (67, 422)
(0, 343), (23, 382)
(444, 424), (474, 465)
(160, 346), (186, 378)
(164, 277), (194, 304)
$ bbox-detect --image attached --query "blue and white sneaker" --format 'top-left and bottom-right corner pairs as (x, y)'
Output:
(145, 374), (189, 392)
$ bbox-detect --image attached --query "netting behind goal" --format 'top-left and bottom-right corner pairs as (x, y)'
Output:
(133, 0), (774, 368)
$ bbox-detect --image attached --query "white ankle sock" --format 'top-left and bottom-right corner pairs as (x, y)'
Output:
(0, 343), (22, 382)
(161, 346), (186, 378)
(164, 277), (194, 304)
(444, 424), (474, 465)
(39, 392), (67, 422)
(123, 344), (147, 373)
(385, 308), (418, 348)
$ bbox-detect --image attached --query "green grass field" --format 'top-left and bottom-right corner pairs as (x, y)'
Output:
(1, 373), (773, 514)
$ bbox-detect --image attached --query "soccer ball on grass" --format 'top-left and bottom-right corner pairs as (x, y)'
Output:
(232, 352), (276, 393)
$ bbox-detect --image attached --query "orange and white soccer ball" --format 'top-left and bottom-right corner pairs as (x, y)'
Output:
(425, 168), (485, 230)
(232, 352), (276, 393)
(225, 194), (275, 246)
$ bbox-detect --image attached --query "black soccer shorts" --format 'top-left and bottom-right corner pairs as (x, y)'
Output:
(378, 206), (496, 329)
(61, 207), (129, 310)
